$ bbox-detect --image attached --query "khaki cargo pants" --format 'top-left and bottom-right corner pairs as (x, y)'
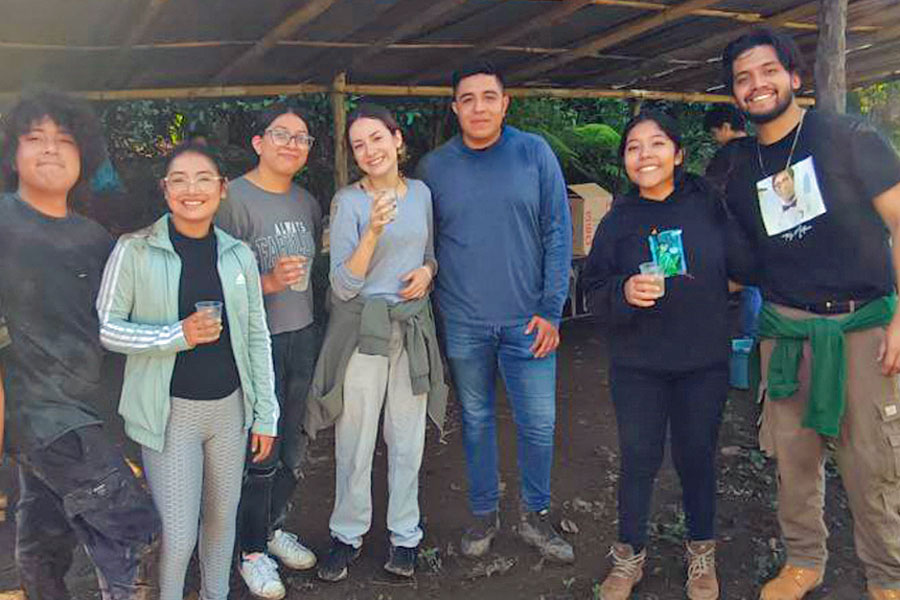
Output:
(759, 304), (900, 588)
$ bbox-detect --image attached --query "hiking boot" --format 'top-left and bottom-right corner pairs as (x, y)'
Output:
(685, 540), (719, 600)
(384, 544), (418, 578)
(517, 509), (575, 563)
(760, 565), (823, 600)
(240, 553), (286, 600)
(598, 543), (646, 600)
(317, 537), (361, 582)
(868, 585), (900, 600)
(267, 529), (317, 570)
(461, 511), (499, 558)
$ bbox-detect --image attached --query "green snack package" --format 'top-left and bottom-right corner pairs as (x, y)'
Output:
(649, 229), (687, 277)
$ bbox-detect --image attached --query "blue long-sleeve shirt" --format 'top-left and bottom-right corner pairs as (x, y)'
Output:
(416, 126), (572, 325)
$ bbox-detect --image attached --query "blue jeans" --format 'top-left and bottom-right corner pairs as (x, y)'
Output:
(739, 286), (763, 339)
(442, 318), (557, 515)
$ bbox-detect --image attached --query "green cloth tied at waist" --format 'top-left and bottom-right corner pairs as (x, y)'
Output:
(304, 293), (448, 440)
(755, 295), (896, 437)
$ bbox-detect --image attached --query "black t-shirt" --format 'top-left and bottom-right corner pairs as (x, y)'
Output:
(168, 221), (241, 400)
(725, 110), (900, 307)
(0, 193), (112, 451)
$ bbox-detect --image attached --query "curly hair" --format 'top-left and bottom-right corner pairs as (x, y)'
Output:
(1, 90), (106, 198)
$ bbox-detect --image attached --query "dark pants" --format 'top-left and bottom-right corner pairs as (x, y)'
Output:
(15, 424), (160, 600)
(610, 363), (727, 551)
(239, 324), (318, 553)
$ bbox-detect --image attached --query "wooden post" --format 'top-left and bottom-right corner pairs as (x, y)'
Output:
(815, 0), (848, 113)
(330, 71), (348, 212)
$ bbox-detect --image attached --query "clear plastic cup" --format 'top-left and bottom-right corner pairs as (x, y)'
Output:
(373, 188), (398, 223)
(195, 300), (223, 322)
(289, 255), (312, 292)
(639, 261), (665, 297)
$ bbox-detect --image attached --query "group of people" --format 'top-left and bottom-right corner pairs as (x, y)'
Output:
(1, 26), (900, 600)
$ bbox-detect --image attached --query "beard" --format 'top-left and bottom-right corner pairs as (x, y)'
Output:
(743, 88), (794, 124)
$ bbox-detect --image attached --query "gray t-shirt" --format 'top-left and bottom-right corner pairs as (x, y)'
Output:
(330, 179), (435, 304)
(217, 176), (322, 335)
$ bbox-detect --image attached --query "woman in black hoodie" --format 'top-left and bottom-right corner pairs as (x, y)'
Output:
(584, 111), (732, 600)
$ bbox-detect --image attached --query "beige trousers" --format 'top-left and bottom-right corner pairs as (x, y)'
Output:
(759, 304), (900, 587)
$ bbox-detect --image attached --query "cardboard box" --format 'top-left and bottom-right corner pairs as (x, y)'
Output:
(569, 183), (612, 257)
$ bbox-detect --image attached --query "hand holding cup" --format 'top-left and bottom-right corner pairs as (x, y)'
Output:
(368, 189), (398, 236)
(272, 255), (305, 291)
(625, 262), (665, 308)
(184, 300), (223, 346)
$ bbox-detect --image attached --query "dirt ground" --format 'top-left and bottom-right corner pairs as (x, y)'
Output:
(0, 317), (865, 599)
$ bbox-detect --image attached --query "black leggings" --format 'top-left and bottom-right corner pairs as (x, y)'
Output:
(610, 363), (727, 551)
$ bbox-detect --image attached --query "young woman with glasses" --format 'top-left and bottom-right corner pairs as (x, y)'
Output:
(214, 104), (322, 599)
(97, 142), (279, 600)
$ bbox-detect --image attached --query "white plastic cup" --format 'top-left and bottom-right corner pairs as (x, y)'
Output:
(639, 262), (665, 297)
(195, 300), (223, 322)
(289, 255), (312, 292)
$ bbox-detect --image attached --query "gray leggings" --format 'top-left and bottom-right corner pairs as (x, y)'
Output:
(142, 389), (246, 600)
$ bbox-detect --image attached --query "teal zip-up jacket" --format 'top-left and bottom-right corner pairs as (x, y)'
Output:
(96, 214), (278, 452)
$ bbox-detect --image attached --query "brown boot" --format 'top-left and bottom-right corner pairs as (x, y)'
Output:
(598, 543), (646, 600)
(685, 541), (719, 600)
(760, 565), (823, 600)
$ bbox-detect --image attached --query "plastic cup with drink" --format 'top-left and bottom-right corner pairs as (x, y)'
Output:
(372, 187), (398, 224)
(639, 261), (665, 298)
(290, 255), (312, 292)
(194, 300), (223, 322)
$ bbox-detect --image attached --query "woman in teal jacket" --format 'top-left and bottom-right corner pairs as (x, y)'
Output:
(97, 143), (279, 600)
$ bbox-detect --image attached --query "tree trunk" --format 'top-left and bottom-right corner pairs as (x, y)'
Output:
(815, 0), (848, 113)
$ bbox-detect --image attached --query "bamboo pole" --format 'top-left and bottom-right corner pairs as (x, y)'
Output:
(0, 82), (816, 105)
(331, 72), (349, 200)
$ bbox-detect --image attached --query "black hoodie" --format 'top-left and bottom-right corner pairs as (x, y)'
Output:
(582, 175), (749, 372)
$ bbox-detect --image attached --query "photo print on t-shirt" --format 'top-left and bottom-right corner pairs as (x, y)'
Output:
(756, 156), (826, 238)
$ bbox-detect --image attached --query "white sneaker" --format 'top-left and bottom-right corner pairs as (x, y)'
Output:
(240, 553), (286, 600)
(267, 528), (318, 570)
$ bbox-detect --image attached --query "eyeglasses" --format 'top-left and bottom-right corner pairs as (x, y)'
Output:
(163, 174), (223, 193)
(266, 128), (315, 148)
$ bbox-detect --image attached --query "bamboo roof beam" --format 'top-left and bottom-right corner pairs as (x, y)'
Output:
(107, 0), (171, 87)
(506, 0), (723, 83)
(214, 0), (340, 83)
(408, 0), (596, 84)
(347, 0), (471, 71)
(0, 82), (801, 104)
(602, 1), (819, 89)
(517, 0), (877, 32)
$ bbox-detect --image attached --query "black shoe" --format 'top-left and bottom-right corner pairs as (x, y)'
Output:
(461, 511), (499, 558)
(518, 509), (574, 563)
(384, 544), (417, 578)
(317, 538), (361, 582)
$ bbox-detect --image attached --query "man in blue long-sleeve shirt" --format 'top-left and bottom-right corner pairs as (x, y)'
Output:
(416, 61), (574, 563)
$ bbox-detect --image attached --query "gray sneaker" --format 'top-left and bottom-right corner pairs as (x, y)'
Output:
(518, 509), (575, 563)
(461, 511), (500, 558)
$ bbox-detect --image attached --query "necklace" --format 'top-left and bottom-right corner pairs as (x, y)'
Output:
(361, 175), (404, 199)
(756, 109), (806, 179)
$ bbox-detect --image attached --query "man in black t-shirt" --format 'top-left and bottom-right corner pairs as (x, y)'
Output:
(0, 92), (159, 599)
(722, 29), (900, 600)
